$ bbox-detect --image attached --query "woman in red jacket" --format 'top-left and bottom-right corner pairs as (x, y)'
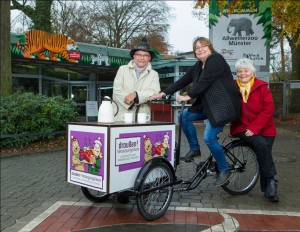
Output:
(230, 58), (279, 202)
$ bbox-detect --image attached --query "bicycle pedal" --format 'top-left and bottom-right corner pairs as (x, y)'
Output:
(206, 170), (215, 176)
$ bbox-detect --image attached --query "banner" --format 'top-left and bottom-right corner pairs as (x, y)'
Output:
(209, 1), (272, 67)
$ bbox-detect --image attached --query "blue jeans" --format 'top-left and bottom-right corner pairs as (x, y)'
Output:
(181, 108), (228, 171)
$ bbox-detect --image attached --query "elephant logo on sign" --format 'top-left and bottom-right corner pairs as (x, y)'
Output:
(227, 17), (254, 36)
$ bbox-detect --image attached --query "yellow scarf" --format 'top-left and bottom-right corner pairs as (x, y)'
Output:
(237, 77), (255, 103)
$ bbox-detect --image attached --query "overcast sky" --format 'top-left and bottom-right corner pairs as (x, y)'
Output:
(167, 1), (209, 52)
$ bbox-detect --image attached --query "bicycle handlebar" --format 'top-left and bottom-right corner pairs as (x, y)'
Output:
(149, 95), (174, 103)
(149, 94), (188, 105)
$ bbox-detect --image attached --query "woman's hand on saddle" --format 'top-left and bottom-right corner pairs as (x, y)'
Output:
(149, 92), (165, 101)
(176, 95), (191, 103)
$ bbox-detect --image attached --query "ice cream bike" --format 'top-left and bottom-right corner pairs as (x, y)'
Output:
(66, 97), (259, 221)
(66, 97), (177, 220)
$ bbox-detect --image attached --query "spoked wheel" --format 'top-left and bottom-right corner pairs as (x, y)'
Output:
(222, 140), (259, 195)
(81, 187), (111, 203)
(135, 160), (174, 221)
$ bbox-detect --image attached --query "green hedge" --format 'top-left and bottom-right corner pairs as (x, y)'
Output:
(0, 93), (78, 148)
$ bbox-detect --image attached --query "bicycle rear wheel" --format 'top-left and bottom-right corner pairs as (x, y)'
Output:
(135, 160), (174, 221)
(221, 140), (259, 195)
(81, 187), (111, 203)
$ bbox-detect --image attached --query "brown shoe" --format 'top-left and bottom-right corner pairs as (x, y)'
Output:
(180, 150), (201, 162)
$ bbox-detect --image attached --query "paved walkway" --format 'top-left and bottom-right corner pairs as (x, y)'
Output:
(1, 125), (300, 232)
(20, 201), (300, 232)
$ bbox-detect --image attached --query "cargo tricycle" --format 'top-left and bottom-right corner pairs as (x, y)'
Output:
(67, 97), (259, 221)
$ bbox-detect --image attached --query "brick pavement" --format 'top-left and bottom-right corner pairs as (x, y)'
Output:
(17, 201), (300, 232)
(1, 125), (300, 232)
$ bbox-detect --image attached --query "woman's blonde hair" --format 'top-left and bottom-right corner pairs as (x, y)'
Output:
(235, 58), (256, 73)
(192, 37), (216, 56)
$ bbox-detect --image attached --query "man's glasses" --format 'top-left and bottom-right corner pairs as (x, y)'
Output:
(134, 53), (151, 58)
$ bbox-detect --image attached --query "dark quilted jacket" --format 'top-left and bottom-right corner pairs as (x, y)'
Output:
(163, 53), (241, 128)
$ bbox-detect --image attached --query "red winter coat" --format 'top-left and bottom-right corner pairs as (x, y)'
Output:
(230, 78), (276, 137)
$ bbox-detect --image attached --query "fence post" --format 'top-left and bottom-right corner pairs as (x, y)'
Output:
(282, 81), (288, 116)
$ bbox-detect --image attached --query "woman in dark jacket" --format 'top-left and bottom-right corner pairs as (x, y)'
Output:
(230, 58), (278, 202)
(150, 37), (241, 186)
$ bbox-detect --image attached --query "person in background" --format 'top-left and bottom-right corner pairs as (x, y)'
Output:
(149, 37), (241, 186)
(230, 58), (279, 202)
(113, 38), (160, 121)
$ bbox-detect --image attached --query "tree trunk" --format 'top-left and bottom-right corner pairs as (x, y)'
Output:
(290, 28), (300, 80)
(280, 25), (285, 73)
(0, 1), (12, 96)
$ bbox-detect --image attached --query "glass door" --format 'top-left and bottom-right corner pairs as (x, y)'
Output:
(71, 85), (88, 117)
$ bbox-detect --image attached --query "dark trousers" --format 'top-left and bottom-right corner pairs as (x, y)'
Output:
(235, 132), (277, 190)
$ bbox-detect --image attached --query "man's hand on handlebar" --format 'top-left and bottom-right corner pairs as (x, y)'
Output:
(176, 95), (191, 103)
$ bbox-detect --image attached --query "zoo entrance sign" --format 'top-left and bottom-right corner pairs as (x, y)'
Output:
(209, 1), (272, 66)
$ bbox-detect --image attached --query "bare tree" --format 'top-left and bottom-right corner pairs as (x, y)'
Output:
(52, 0), (172, 53)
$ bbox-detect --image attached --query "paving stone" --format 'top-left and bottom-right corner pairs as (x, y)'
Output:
(1, 125), (300, 231)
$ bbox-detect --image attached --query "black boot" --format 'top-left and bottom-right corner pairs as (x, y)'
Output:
(214, 170), (231, 186)
(180, 150), (201, 162)
(264, 178), (279, 202)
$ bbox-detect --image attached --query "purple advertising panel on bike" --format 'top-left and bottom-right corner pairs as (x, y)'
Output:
(67, 123), (175, 193)
(67, 125), (108, 192)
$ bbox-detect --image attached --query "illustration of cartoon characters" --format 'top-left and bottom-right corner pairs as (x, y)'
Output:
(71, 136), (85, 171)
(143, 133), (171, 162)
(88, 137), (103, 175)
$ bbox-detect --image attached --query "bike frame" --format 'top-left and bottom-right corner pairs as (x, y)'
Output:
(134, 97), (247, 195)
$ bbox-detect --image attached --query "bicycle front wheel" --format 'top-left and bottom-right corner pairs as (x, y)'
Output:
(222, 140), (259, 195)
(135, 161), (174, 221)
(81, 187), (111, 203)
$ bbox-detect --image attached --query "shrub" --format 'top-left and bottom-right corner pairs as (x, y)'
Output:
(0, 92), (78, 148)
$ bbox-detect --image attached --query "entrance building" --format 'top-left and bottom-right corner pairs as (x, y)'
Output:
(10, 31), (197, 119)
